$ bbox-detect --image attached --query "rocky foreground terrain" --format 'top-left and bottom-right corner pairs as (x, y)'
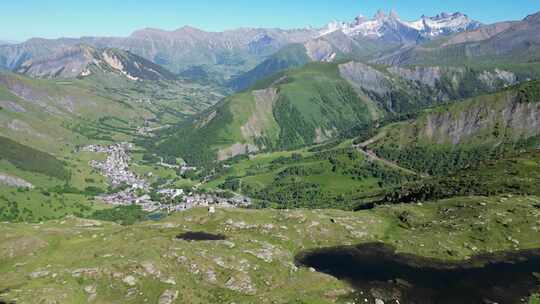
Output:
(2, 195), (540, 303)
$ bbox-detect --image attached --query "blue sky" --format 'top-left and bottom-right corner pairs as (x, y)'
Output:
(2, 0), (540, 41)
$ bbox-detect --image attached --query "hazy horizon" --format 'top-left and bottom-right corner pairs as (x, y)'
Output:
(2, 0), (540, 42)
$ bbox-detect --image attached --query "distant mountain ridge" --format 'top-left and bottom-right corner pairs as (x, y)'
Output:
(15, 44), (176, 80)
(0, 27), (319, 81)
(374, 11), (540, 66)
(0, 40), (18, 46)
(229, 11), (486, 90)
(0, 10), (485, 83)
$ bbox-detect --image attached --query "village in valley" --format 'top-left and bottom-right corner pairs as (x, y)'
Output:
(81, 143), (251, 213)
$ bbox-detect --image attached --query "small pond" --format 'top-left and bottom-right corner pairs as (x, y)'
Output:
(176, 231), (227, 241)
(296, 242), (540, 304)
(147, 212), (167, 221)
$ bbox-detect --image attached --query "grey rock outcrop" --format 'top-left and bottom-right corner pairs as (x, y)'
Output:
(0, 173), (33, 188)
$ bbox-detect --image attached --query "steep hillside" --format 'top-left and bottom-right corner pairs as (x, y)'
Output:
(0, 69), (221, 208)
(157, 61), (528, 166)
(0, 72), (146, 152)
(0, 65), (224, 150)
(228, 44), (311, 91)
(200, 79), (540, 209)
(0, 136), (69, 180)
(232, 46), (528, 109)
(228, 33), (395, 92)
(338, 62), (520, 113)
(156, 63), (378, 165)
(366, 80), (540, 175)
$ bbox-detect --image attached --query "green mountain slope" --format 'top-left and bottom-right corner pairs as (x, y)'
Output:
(0, 136), (69, 180)
(379, 150), (540, 205)
(0, 70), (223, 153)
(228, 44), (311, 91)
(156, 60), (529, 166)
(190, 81), (540, 210)
(366, 80), (540, 176)
(228, 34), (398, 92)
(156, 63), (378, 166)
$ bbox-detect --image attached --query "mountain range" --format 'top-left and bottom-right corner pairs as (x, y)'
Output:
(6, 10), (537, 90)
(375, 11), (540, 66)
(0, 10), (485, 83)
(318, 10), (482, 42)
(0, 27), (319, 82)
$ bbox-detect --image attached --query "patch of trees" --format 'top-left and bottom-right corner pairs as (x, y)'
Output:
(153, 104), (235, 167)
(377, 150), (540, 205)
(48, 184), (106, 196)
(273, 96), (315, 149)
(374, 144), (502, 176)
(220, 147), (415, 210)
(517, 80), (540, 103)
(88, 204), (148, 225)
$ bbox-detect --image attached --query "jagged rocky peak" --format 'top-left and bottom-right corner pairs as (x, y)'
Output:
(354, 14), (368, 25)
(375, 9), (387, 20)
(318, 10), (482, 40)
(389, 9), (400, 20)
(417, 12), (481, 36)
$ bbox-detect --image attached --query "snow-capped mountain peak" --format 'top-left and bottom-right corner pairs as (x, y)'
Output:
(418, 12), (481, 37)
(318, 10), (482, 41)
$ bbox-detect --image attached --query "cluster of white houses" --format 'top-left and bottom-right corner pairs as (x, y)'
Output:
(84, 143), (148, 189)
(82, 143), (251, 213)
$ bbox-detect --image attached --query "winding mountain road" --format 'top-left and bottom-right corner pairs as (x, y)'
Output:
(353, 132), (427, 177)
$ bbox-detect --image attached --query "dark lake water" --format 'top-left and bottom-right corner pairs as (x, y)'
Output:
(296, 243), (540, 304)
(147, 212), (167, 221)
(176, 231), (226, 241)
